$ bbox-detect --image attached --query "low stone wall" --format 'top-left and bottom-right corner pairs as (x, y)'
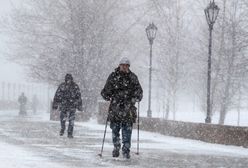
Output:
(138, 117), (248, 148)
(96, 101), (248, 147)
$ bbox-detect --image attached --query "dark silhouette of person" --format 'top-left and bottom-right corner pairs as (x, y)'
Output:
(18, 92), (27, 115)
(52, 74), (82, 138)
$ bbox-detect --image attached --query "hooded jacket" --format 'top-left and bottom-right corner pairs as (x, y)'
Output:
(53, 74), (82, 110)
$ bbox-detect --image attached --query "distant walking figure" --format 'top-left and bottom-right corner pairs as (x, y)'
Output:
(18, 92), (27, 115)
(52, 74), (82, 138)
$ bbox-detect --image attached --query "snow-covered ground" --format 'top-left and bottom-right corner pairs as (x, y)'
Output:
(0, 110), (248, 168)
(0, 141), (67, 168)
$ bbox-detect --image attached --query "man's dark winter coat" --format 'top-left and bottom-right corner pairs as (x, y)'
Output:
(101, 67), (143, 122)
(53, 74), (82, 111)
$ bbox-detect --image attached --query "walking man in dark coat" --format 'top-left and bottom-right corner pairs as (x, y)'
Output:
(101, 57), (143, 159)
(52, 74), (82, 138)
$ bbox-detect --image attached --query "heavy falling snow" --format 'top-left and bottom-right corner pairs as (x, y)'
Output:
(1, 0), (248, 168)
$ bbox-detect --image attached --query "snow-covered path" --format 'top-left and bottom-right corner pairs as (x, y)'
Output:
(0, 111), (248, 168)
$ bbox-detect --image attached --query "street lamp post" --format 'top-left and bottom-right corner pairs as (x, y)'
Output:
(146, 23), (158, 118)
(204, 0), (220, 123)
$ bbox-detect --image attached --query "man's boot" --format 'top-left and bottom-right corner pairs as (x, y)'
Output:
(67, 134), (73, 138)
(122, 151), (130, 159)
(122, 146), (130, 159)
(112, 146), (120, 157)
(68, 126), (74, 139)
(59, 129), (64, 136)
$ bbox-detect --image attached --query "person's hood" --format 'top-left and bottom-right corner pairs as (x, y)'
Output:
(65, 73), (73, 82)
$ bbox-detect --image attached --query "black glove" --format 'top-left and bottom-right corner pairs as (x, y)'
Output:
(52, 101), (58, 110)
(131, 98), (139, 104)
(52, 102), (58, 110)
(77, 105), (83, 111)
(130, 106), (137, 123)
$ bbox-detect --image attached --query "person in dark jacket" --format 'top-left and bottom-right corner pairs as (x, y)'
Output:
(52, 74), (82, 138)
(101, 57), (143, 159)
(18, 92), (27, 115)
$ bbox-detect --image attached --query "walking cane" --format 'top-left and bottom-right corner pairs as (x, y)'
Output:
(136, 102), (140, 155)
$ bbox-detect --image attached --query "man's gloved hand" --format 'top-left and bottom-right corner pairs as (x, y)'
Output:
(131, 98), (139, 104)
(52, 104), (58, 110)
(78, 105), (83, 112)
(106, 96), (111, 101)
(130, 106), (137, 123)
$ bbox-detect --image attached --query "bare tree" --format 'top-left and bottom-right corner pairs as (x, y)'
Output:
(150, 0), (191, 120)
(2, 0), (125, 114)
